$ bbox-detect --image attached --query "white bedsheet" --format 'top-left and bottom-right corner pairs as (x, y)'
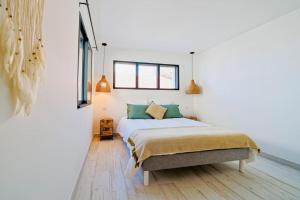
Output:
(116, 117), (210, 144)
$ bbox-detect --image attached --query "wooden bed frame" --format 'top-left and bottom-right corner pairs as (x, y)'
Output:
(141, 148), (249, 185)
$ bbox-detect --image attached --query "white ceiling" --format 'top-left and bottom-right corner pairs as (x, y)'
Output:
(89, 0), (300, 53)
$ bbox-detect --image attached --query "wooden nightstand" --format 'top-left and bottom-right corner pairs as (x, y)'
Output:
(184, 116), (199, 121)
(100, 118), (113, 140)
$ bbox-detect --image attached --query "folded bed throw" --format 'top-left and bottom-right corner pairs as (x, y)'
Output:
(127, 126), (259, 167)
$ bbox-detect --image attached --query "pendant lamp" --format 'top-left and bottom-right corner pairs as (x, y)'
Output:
(186, 52), (201, 94)
(96, 43), (111, 92)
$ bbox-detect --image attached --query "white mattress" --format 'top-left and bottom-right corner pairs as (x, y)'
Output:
(116, 117), (210, 143)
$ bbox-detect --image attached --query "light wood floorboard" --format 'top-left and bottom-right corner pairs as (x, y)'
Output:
(72, 136), (300, 200)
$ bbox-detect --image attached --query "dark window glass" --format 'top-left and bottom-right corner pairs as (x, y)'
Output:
(77, 15), (92, 108)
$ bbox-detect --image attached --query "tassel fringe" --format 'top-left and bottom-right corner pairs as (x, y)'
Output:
(0, 0), (45, 116)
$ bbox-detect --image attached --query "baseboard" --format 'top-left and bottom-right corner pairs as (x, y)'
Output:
(70, 134), (94, 200)
(260, 152), (300, 170)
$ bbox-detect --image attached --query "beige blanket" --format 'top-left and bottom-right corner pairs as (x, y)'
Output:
(128, 126), (259, 167)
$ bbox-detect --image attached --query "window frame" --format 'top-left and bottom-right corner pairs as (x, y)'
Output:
(113, 60), (180, 90)
(77, 14), (93, 109)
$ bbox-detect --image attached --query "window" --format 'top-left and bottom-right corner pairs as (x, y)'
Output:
(138, 64), (157, 89)
(77, 15), (92, 108)
(160, 65), (177, 89)
(114, 62), (136, 88)
(113, 61), (179, 90)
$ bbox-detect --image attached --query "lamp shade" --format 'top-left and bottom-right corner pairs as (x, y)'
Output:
(186, 51), (201, 95)
(96, 75), (111, 92)
(186, 79), (201, 94)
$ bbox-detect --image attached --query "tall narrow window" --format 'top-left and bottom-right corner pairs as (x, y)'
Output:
(77, 15), (92, 108)
(113, 61), (179, 90)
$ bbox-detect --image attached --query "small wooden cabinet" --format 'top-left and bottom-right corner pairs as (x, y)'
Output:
(100, 118), (113, 140)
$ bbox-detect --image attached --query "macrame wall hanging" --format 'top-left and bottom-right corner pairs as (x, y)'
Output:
(0, 0), (45, 115)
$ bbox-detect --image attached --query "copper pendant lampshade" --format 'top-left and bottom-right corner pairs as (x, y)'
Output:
(96, 74), (111, 92)
(96, 43), (111, 93)
(186, 79), (201, 94)
(186, 52), (201, 94)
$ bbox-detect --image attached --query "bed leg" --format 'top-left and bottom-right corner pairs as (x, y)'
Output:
(239, 160), (246, 172)
(144, 171), (149, 186)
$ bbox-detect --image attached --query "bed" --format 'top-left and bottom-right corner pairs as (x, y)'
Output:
(117, 117), (258, 186)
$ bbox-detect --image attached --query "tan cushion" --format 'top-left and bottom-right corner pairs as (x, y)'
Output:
(146, 102), (167, 120)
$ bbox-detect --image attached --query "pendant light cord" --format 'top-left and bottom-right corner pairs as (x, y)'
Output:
(101, 43), (107, 74)
(102, 46), (105, 74)
(190, 52), (195, 80)
(192, 54), (193, 80)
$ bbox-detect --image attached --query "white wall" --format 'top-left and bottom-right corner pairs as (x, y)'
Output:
(93, 48), (195, 133)
(194, 9), (300, 164)
(0, 1), (94, 200)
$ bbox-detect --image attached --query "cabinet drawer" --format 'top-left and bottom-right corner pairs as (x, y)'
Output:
(100, 123), (113, 128)
(100, 127), (112, 132)
(101, 131), (113, 136)
(100, 121), (113, 127)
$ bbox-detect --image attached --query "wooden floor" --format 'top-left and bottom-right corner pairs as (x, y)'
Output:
(72, 136), (300, 200)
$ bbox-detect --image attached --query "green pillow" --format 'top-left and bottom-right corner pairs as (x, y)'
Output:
(127, 104), (152, 119)
(162, 104), (183, 118)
